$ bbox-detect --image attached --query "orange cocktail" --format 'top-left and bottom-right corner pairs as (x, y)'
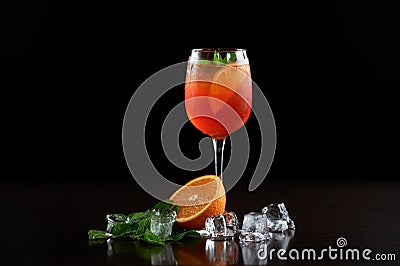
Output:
(185, 62), (252, 139)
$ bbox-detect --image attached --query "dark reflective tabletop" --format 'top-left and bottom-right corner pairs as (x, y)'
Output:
(87, 230), (294, 265)
(1, 180), (399, 265)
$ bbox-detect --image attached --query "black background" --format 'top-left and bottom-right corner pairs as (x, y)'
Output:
(2, 2), (400, 266)
(4, 1), (400, 185)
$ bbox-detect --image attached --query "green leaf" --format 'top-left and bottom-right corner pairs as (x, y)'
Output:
(127, 212), (146, 222)
(213, 50), (222, 62)
(106, 213), (129, 233)
(88, 230), (112, 240)
(142, 229), (164, 246)
(227, 52), (237, 63)
(107, 213), (128, 222)
(151, 200), (178, 212)
(112, 223), (136, 238)
(212, 50), (237, 64)
(166, 230), (201, 242)
(135, 217), (151, 236)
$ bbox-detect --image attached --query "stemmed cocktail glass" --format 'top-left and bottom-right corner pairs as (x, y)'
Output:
(184, 48), (252, 181)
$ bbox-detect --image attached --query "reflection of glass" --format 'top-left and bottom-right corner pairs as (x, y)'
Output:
(185, 48), (252, 180)
(151, 244), (177, 265)
(150, 209), (176, 240)
(205, 239), (239, 265)
(239, 242), (268, 265)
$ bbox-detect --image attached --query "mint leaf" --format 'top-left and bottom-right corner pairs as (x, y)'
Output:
(166, 230), (201, 242)
(112, 223), (137, 238)
(142, 229), (164, 246)
(151, 200), (178, 212)
(213, 50), (223, 63)
(127, 212), (146, 222)
(135, 217), (151, 237)
(226, 52), (237, 63)
(107, 213), (128, 222)
(212, 51), (237, 64)
(88, 230), (112, 240)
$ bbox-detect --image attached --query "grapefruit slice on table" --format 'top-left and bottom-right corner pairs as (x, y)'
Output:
(170, 175), (226, 230)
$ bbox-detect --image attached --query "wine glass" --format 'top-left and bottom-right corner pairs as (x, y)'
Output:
(184, 48), (252, 181)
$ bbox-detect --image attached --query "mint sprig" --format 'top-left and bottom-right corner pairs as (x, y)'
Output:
(197, 51), (237, 65)
(88, 200), (201, 246)
(213, 50), (237, 64)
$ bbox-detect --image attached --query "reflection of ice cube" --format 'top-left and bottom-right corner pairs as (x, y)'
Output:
(240, 212), (270, 242)
(205, 211), (238, 240)
(269, 230), (295, 252)
(262, 203), (295, 232)
(205, 239), (239, 265)
(239, 242), (268, 265)
(239, 232), (270, 242)
(151, 244), (177, 265)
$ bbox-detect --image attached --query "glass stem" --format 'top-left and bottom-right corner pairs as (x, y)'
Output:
(212, 138), (226, 181)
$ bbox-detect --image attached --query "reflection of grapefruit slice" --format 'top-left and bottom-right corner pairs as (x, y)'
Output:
(209, 65), (250, 114)
(169, 175), (226, 230)
(174, 239), (209, 265)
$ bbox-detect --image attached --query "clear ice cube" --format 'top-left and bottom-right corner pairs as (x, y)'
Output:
(150, 209), (176, 241)
(287, 218), (295, 229)
(267, 219), (288, 232)
(224, 211), (239, 233)
(240, 212), (270, 242)
(262, 203), (295, 232)
(106, 213), (129, 233)
(205, 211), (239, 240)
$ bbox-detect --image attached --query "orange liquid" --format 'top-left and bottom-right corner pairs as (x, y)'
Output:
(185, 80), (252, 139)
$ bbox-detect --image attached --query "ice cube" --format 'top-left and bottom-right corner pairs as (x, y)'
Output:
(224, 211), (240, 233)
(106, 213), (129, 233)
(287, 218), (295, 229)
(150, 209), (176, 241)
(262, 203), (295, 232)
(205, 211), (239, 240)
(267, 219), (288, 232)
(240, 212), (270, 242)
